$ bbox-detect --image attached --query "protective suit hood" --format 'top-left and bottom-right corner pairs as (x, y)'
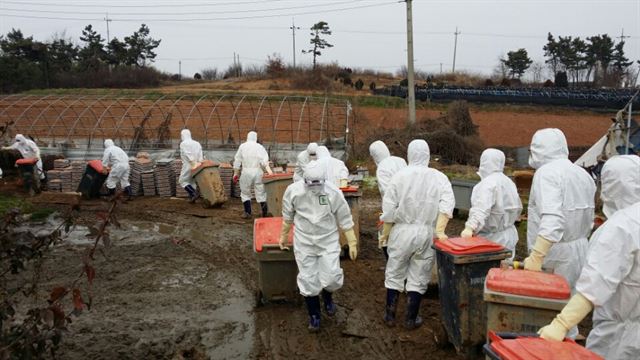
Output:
(104, 139), (114, 148)
(407, 139), (430, 166)
(316, 146), (330, 159)
(600, 155), (640, 218)
(369, 140), (391, 165)
(303, 160), (326, 194)
(15, 134), (26, 143)
(181, 129), (192, 142)
(307, 142), (318, 156)
(478, 148), (505, 179)
(247, 131), (257, 142)
(528, 128), (569, 169)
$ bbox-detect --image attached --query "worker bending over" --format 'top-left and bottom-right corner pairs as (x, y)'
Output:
(279, 160), (357, 332)
(233, 131), (273, 219)
(539, 155), (640, 359)
(101, 139), (131, 200)
(380, 139), (455, 330)
(3, 134), (45, 180)
(316, 145), (349, 188)
(461, 149), (522, 260)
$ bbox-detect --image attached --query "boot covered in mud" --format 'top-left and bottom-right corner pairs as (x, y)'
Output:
(124, 186), (132, 202)
(383, 288), (399, 327)
(106, 187), (116, 202)
(304, 296), (321, 333)
(184, 185), (198, 203)
(259, 202), (269, 217)
(241, 200), (252, 219)
(404, 291), (423, 330)
(321, 289), (337, 316)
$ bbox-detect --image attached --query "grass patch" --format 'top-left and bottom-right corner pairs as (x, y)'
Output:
(0, 194), (54, 220)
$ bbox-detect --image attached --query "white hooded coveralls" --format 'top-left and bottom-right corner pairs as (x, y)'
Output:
(101, 139), (130, 189)
(282, 161), (354, 297)
(369, 140), (407, 198)
(9, 134), (44, 179)
(179, 129), (204, 188)
(293, 142), (318, 182)
(576, 155), (640, 359)
(527, 128), (596, 290)
(233, 131), (269, 203)
(466, 149), (522, 260)
(316, 146), (349, 188)
(381, 140), (455, 294)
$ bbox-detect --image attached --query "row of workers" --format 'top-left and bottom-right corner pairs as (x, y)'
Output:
(281, 128), (639, 359)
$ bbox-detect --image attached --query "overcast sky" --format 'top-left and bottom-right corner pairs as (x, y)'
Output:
(1, 0), (639, 79)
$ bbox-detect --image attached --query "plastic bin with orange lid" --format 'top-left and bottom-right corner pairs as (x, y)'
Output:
(338, 185), (361, 258)
(483, 331), (603, 360)
(262, 173), (293, 217)
(432, 237), (512, 358)
(191, 160), (226, 208)
(253, 217), (298, 304)
(77, 160), (107, 199)
(15, 157), (41, 193)
(484, 268), (571, 335)
(15, 158), (38, 166)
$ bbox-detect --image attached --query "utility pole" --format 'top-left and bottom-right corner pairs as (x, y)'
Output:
(290, 18), (300, 68)
(104, 13), (112, 41)
(178, 60), (182, 80)
(440, 63), (443, 74)
(452, 26), (460, 73)
(405, 0), (416, 125)
(618, 28), (630, 43)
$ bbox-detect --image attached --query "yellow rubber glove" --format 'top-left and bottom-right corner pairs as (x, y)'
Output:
(523, 235), (553, 272)
(460, 226), (474, 238)
(264, 164), (274, 176)
(539, 292), (593, 341)
(435, 213), (450, 241)
(339, 179), (349, 188)
(379, 222), (393, 249)
(344, 228), (358, 261)
(279, 221), (292, 251)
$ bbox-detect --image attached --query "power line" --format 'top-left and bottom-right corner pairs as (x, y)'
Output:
(0, 0), (289, 8)
(0, 1), (365, 16)
(0, 2), (397, 22)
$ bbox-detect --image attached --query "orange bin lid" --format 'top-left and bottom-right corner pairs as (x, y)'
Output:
(191, 160), (218, 175)
(486, 268), (571, 300)
(340, 185), (359, 192)
(489, 332), (603, 360)
(434, 236), (505, 255)
(87, 159), (104, 173)
(262, 173), (293, 182)
(15, 158), (38, 165)
(254, 217), (294, 252)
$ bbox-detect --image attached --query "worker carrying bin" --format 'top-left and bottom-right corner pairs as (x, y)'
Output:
(338, 186), (361, 258)
(484, 268), (571, 335)
(262, 173), (293, 217)
(484, 331), (603, 360)
(191, 160), (226, 208)
(77, 160), (107, 199)
(15, 158), (41, 195)
(433, 236), (511, 358)
(254, 217), (297, 304)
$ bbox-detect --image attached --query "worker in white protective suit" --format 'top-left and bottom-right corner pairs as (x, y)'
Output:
(101, 139), (131, 200)
(233, 131), (273, 219)
(379, 139), (455, 330)
(539, 155), (640, 360)
(369, 140), (407, 259)
(179, 129), (204, 203)
(460, 149), (522, 260)
(316, 145), (349, 188)
(523, 128), (596, 338)
(293, 142), (318, 182)
(3, 134), (45, 180)
(279, 160), (357, 332)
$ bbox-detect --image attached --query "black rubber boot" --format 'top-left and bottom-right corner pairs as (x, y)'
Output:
(382, 246), (389, 261)
(260, 202), (269, 217)
(384, 289), (399, 327)
(242, 200), (252, 219)
(304, 296), (321, 333)
(124, 186), (132, 201)
(107, 187), (116, 201)
(404, 291), (424, 330)
(184, 185), (198, 203)
(321, 290), (337, 316)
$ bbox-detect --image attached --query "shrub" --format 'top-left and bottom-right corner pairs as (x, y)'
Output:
(193, 73), (202, 80)
(354, 79), (364, 90)
(201, 67), (218, 80)
(369, 81), (376, 90)
(266, 53), (286, 78)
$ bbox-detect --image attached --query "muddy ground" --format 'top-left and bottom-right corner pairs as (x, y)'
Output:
(4, 181), (589, 360)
